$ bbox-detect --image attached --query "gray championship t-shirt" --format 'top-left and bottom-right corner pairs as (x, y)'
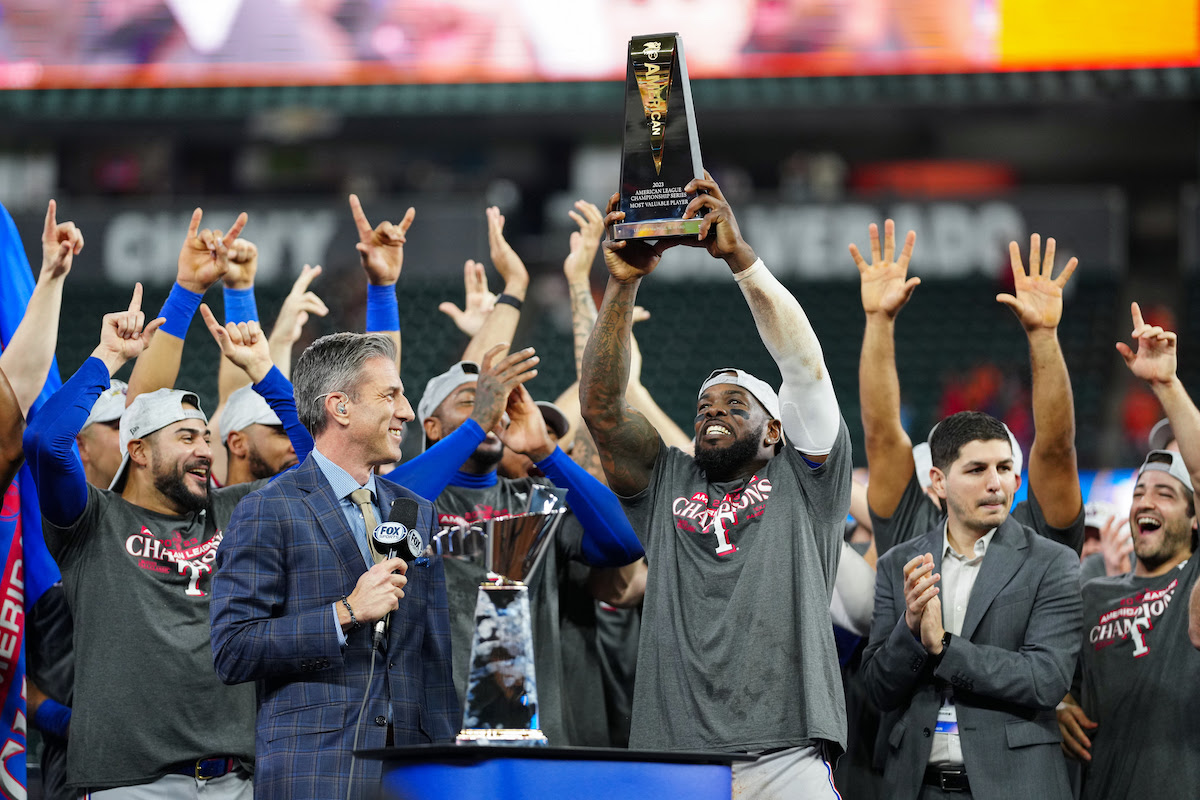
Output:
(621, 420), (853, 754)
(435, 478), (609, 746)
(43, 483), (260, 791)
(1076, 556), (1200, 800)
(869, 472), (1085, 556)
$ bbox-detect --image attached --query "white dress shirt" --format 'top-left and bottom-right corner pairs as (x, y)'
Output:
(929, 523), (997, 767)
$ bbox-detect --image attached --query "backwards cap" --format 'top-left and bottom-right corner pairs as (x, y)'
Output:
(417, 362), (480, 449)
(698, 368), (781, 420)
(1137, 449), (1193, 495)
(220, 384), (282, 444)
(109, 388), (207, 491)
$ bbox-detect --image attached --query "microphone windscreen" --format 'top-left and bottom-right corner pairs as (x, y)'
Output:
(389, 497), (421, 528)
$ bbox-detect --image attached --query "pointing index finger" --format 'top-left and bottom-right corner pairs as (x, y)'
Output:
(349, 194), (373, 239)
(187, 208), (203, 242)
(128, 282), (143, 314)
(1130, 301), (1145, 331)
(44, 199), (57, 240)
(223, 213), (248, 248)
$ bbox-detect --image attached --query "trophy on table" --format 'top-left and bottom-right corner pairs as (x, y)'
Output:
(610, 33), (707, 241)
(452, 486), (567, 746)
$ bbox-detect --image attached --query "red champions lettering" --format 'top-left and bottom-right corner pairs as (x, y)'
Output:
(1089, 578), (1178, 657)
(671, 476), (773, 556)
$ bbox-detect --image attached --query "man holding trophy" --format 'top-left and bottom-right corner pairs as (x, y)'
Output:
(583, 66), (852, 796)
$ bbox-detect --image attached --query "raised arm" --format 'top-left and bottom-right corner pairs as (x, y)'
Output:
(209, 236), (260, 484)
(0, 368), (24, 494)
(580, 192), (674, 497)
(998, 234), (1082, 531)
(126, 209), (247, 403)
(438, 259), (496, 339)
(350, 194), (411, 369)
(850, 220), (920, 516)
(462, 207), (529, 364)
(684, 173), (839, 460)
(23, 285), (163, 527)
(563, 200), (606, 377)
(200, 304), (312, 466)
(1117, 302), (1200, 489)
(268, 264), (327, 380)
(0, 200), (81, 416)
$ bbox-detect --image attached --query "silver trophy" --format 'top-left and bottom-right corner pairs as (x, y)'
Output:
(453, 488), (567, 746)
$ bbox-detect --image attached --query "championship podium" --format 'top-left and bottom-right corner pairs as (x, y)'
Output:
(357, 745), (753, 800)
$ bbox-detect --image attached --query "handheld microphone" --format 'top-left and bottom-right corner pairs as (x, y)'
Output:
(371, 498), (423, 647)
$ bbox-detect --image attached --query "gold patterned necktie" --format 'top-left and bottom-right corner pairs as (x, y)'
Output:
(348, 488), (384, 565)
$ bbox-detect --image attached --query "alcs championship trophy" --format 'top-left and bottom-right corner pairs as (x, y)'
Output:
(452, 486), (566, 746)
(611, 33), (706, 241)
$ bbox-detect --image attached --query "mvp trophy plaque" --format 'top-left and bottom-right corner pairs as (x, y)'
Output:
(611, 33), (706, 241)
(456, 506), (564, 746)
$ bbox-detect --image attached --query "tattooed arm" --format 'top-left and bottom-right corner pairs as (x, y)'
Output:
(580, 193), (677, 496)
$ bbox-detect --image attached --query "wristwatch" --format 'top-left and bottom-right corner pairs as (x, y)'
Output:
(940, 631), (953, 652)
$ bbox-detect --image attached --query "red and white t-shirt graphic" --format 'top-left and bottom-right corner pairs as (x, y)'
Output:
(1089, 579), (1178, 658)
(124, 526), (224, 597)
(671, 476), (773, 556)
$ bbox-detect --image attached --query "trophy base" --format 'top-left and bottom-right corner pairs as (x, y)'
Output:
(456, 728), (549, 746)
(611, 216), (702, 241)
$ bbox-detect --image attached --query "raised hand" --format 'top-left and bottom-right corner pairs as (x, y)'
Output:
(486, 206), (529, 296)
(40, 199), (84, 282)
(438, 259), (496, 336)
(850, 220), (919, 319)
(677, 172), (756, 271)
(1099, 514), (1133, 576)
(270, 264), (328, 346)
(563, 199), (605, 284)
(601, 192), (679, 284)
(177, 209), (248, 294)
(222, 238), (258, 289)
(349, 194), (414, 286)
(498, 383), (554, 460)
(200, 303), (273, 383)
(997, 233), (1078, 332)
(92, 283), (165, 373)
(903, 553), (940, 634)
(1116, 301), (1177, 386)
(471, 343), (540, 433)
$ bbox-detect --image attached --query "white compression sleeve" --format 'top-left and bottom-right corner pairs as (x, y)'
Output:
(734, 259), (841, 455)
(829, 541), (876, 636)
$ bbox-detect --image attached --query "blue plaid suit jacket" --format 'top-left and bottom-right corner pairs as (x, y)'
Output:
(210, 455), (458, 800)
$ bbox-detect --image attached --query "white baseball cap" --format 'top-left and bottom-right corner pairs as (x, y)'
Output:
(698, 368), (781, 420)
(220, 384), (282, 444)
(83, 379), (128, 430)
(109, 388), (207, 492)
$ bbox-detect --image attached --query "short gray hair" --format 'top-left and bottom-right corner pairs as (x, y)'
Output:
(293, 332), (397, 436)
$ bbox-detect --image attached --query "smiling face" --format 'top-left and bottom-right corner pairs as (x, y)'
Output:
(425, 380), (505, 468)
(1129, 470), (1196, 575)
(932, 438), (1019, 536)
(138, 407), (212, 514)
(344, 356), (414, 468)
(692, 383), (780, 480)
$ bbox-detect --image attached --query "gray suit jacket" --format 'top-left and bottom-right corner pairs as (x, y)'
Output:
(861, 515), (1081, 800)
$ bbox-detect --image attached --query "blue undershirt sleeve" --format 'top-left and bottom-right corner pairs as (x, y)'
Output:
(534, 446), (645, 567)
(32, 698), (71, 739)
(251, 366), (313, 470)
(387, 419), (487, 502)
(22, 357), (108, 527)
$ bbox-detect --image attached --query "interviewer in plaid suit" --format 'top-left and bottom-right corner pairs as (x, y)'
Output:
(211, 332), (458, 800)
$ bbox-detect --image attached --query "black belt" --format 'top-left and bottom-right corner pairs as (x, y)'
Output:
(172, 757), (239, 781)
(924, 765), (970, 793)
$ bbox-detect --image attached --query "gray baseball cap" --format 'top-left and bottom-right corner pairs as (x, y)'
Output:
(417, 361), (480, 449)
(536, 401), (570, 440)
(1137, 449), (1193, 495)
(110, 388), (207, 492)
(698, 368), (781, 420)
(220, 384), (282, 444)
(83, 379), (128, 430)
